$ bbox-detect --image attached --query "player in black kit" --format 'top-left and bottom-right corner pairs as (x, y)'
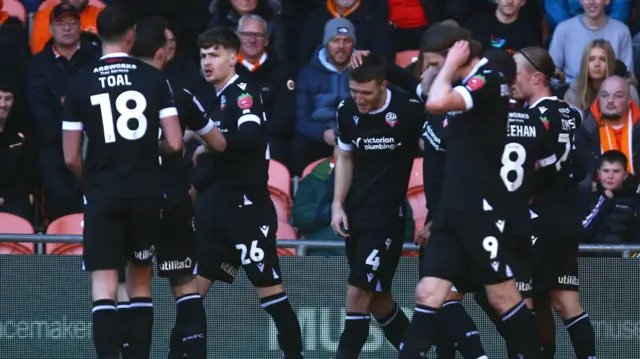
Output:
(186, 28), (303, 359)
(398, 29), (541, 359)
(331, 53), (423, 358)
(512, 47), (596, 359)
(61, 6), (184, 359)
(128, 17), (228, 359)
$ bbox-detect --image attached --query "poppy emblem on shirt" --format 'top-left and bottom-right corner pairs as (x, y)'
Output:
(237, 93), (253, 110)
(385, 112), (397, 127)
(466, 75), (486, 91)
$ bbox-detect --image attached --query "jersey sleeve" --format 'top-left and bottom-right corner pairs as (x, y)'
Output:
(222, 85), (265, 151)
(533, 116), (557, 168)
(158, 78), (178, 119)
(453, 72), (507, 112)
(336, 100), (354, 151)
(181, 88), (214, 136)
(61, 77), (84, 131)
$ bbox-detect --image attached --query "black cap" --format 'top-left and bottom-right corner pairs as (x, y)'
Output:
(50, 3), (80, 22)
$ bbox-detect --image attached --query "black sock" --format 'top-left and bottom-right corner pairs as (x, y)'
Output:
(336, 312), (370, 359)
(398, 304), (439, 359)
(168, 326), (185, 359)
(433, 302), (456, 359)
(541, 342), (556, 358)
(564, 312), (596, 359)
(375, 302), (409, 350)
(129, 297), (154, 359)
(116, 301), (132, 359)
(260, 292), (303, 359)
(474, 293), (519, 358)
(441, 300), (487, 359)
(173, 293), (207, 359)
(500, 301), (541, 359)
(92, 299), (120, 359)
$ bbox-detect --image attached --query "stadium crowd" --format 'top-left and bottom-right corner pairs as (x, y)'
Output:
(0, 0), (640, 254)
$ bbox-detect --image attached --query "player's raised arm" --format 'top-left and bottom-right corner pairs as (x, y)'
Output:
(158, 80), (183, 154)
(62, 80), (84, 178)
(183, 88), (226, 152)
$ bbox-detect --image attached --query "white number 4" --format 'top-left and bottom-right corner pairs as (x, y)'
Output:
(236, 240), (265, 265)
(366, 249), (381, 271)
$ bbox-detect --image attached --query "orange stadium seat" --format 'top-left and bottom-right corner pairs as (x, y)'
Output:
(268, 159), (292, 199)
(301, 157), (328, 179)
(408, 157), (423, 191)
(395, 50), (419, 68)
(2, 0), (26, 26)
(45, 213), (83, 255)
(271, 193), (291, 222)
(276, 221), (297, 256)
(0, 213), (35, 254)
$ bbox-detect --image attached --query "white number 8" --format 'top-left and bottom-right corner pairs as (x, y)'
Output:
(91, 91), (148, 143)
(482, 236), (499, 260)
(500, 142), (526, 192)
(236, 240), (265, 265)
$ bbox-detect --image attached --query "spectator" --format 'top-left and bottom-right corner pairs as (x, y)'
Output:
(463, 0), (538, 52)
(235, 14), (296, 166)
(27, 3), (101, 221)
(549, 0), (633, 84)
(582, 150), (638, 249)
(545, 0), (630, 30)
(575, 75), (640, 204)
(289, 18), (353, 176)
(292, 156), (414, 256)
(0, 0), (30, 80)
(30, 0), (103, 54)
(565, 39), (640, 111)
(0, 74), (36, 222)
(388, 0), (428, 52)
(208, 0), (288, 64)
(295, 0), (394, 71)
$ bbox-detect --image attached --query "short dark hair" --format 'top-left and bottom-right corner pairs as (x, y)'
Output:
(349, 53), (387, 84)
(599, 150), (628, 170)
(197, 27), (240, 52)
(419, 23), (482, 62)
(131, 17), (168, 58)
(97, 5), (136, 43)
(483, 48), (517, 85)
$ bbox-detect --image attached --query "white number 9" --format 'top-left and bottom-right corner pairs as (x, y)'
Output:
(482, 236), (499, 260)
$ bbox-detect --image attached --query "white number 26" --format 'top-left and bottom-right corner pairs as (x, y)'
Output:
(236, 240), (265, 265)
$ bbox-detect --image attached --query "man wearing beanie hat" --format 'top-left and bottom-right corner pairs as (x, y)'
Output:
(0, 73), (36, 222)
(289, 17), (356, 176)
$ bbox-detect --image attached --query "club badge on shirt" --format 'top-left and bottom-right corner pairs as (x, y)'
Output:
(237, 93), (253, 110)
(385, 112), (397, 127)
(466, 74), (486, 91)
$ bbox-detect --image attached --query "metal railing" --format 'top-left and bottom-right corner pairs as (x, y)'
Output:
(1, 234), (640, 257)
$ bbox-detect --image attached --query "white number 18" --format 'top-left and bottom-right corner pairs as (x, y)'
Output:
(90, 91), (148, 143)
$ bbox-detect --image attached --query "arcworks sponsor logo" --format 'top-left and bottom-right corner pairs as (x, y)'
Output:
(160, 257), (193, 271)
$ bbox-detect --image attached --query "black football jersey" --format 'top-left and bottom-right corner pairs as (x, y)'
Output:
(502, 100), (556, 205)
(62, 52), (176, 201)
(439, 57), (512, 211)
(337, 89), (424, 230)
(422, 113), (449, 221)
(204, 74), (269, 194)
(160, 86), (213, 194)
(529, 97), (583, 205)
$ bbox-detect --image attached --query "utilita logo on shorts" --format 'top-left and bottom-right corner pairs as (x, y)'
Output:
(557, 275), (580, 286)
(133, 246), (155, 261)
(160, 257), (193, 271)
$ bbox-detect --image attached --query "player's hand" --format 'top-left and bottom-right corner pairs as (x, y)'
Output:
(444, 40), (470, 69)
(420, 66), (438, 95)
(188, 186), (197, 204)
(323, 129), (337, 147)
(192, 145), (208, 167)
(604, 189), (614, 198)
(349, 50), (371, 69)
(414, 221), (432, 246)
(331, 203), (350, 237)
(0, 197), (4, 207)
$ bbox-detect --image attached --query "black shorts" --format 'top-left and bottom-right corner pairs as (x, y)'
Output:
(194, 189), (282, 288)
(531, 205), (580, 292)
(82, 197), (163, 271)
(420, 206), (529, 287)
(156, 191), (196, 278)
(345, 220), (405, 293)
